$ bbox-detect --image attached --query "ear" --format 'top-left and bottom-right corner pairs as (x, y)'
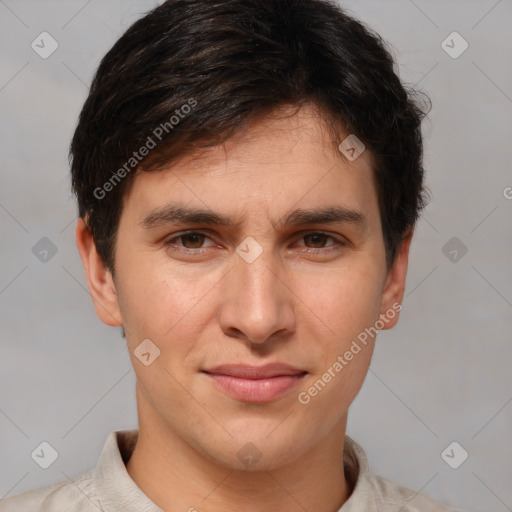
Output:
(75, 217), (123, 327)
(379, 230), (413, 330)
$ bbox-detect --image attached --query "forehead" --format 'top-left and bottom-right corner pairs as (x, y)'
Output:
(122, 105), (379, 229)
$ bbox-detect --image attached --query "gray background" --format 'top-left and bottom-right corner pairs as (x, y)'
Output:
(1, 1), (511, 511)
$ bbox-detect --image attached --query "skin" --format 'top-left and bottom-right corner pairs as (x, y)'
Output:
(76, 104), (412, 512)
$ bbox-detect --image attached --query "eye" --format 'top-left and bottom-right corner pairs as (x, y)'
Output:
(164, 231), (215, 250)
(295, 232), (346, 251)
(300, 233), (334, 248)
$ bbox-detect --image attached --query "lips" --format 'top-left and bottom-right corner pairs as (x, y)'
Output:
(202, 363), (307, 402)
(204, 363), (306, 379)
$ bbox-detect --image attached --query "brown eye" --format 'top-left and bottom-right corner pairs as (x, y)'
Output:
(179, 233), (206, 248)
(165, 232), (212, 250)
(302, 233), (332, 248)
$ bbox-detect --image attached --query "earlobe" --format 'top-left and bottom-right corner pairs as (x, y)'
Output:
(75, 217), (123, 327)
(379, 230), (413, 330)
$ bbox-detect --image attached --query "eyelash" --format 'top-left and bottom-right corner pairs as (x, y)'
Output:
(163, 230), (347, 255)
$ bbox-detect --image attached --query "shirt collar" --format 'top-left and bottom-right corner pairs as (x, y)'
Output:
(92, 429), (163, 512)
(340, 435), (379, 511)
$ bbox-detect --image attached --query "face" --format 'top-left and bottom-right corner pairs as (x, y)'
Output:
(77, 104), (410, 471)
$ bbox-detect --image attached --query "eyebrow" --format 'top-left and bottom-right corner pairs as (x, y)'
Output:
(140, 204), (367, 231)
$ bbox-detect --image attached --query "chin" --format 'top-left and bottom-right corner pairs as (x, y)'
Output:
(207, 426), (310, 471)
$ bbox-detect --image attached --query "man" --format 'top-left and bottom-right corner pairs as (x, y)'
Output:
(0, 0), (456, 510)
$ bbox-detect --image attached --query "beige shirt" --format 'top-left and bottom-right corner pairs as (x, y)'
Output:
(0, 430), (456, 512)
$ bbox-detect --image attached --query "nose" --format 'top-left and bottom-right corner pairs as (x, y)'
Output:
(218, 246), (296, 345)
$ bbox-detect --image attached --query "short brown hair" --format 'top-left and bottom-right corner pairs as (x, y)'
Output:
(70, 0), (429, 273)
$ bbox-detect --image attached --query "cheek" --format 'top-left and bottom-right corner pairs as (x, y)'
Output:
(116, 255), (222, 348)
(293, 260), (384, 340)
(296, 270), (378, 434)
(292, 259), (383, 413)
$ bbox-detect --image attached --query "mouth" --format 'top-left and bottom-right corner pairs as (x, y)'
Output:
(202, 363), (307, 403)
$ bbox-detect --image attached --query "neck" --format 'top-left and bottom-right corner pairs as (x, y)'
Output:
(126, 391), (350, 512)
